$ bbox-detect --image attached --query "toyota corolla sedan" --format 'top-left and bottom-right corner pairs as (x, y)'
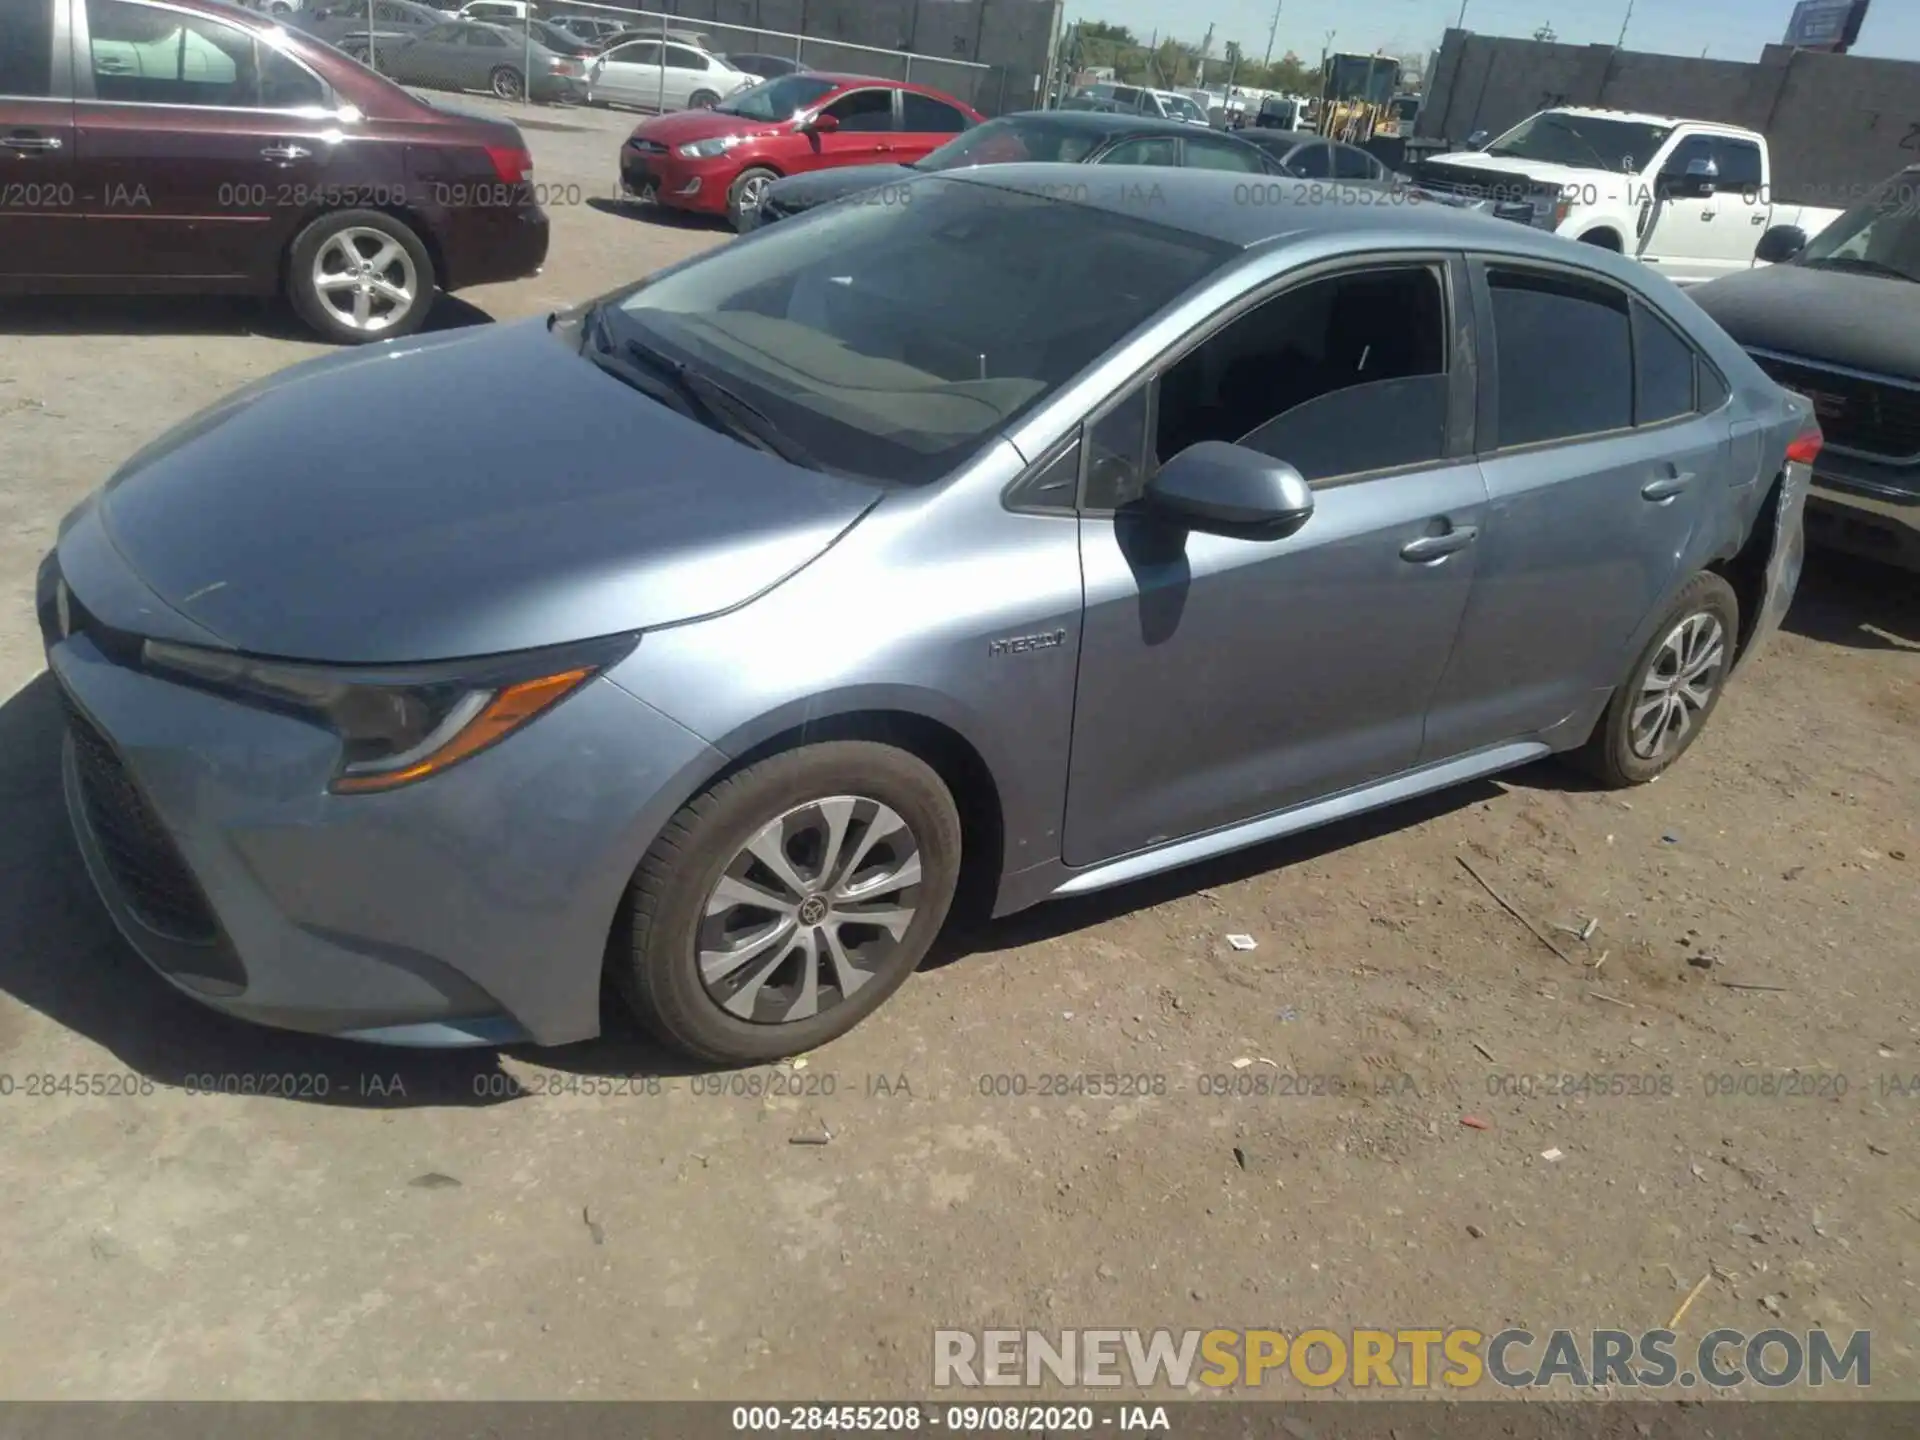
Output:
(41, 168), (1815, 1065)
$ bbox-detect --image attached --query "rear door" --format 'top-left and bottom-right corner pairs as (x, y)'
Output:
(71, 0), (340, 282)
(0, 0), (82, 282)
(1422, 260), (1731, 758)
(894, 89), (969, 164)
(659, 43), (716, 108)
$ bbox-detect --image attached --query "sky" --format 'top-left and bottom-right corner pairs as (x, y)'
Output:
(1063, 0), (1919, 66)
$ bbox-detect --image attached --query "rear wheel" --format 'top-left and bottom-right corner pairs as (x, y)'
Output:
(286, 209), (434, 344)
(613, 742), (962, 1064)
(490, 66), (524, 100)
(1575, 571), (1739, 787)
(726, 165), (778, 233)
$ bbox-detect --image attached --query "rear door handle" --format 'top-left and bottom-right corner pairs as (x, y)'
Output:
(1400, 526), (1478, 562)
(261, 143), (311, 162)
(2, 134), (63, 152)
(1642, 473), (1695, 502)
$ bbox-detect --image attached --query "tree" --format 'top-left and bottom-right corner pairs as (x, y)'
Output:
(1079, 21), (1137, 44)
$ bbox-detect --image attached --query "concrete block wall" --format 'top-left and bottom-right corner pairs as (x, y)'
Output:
(1419, 28), (1920, 206)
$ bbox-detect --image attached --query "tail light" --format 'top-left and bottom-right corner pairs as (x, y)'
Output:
(551, 57), (584, 76)
(484, 144), (533, 184)
(1785, 426), (1824, 467)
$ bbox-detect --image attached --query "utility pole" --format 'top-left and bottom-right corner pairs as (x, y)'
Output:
(1262, 0), (1281, 67)
(1197, 22), (1213, 84)
(1616, 0), (1634, 47)
(1455, 0), (1469, 30)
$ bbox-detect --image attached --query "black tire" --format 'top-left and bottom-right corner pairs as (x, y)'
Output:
(688, 88), (720, 109)
(613, 742), (962, 1065)
(726, 165), (778, 233)
(1575, 571), (1740, 788)
(286, 208), (435, 345)
(490, 66), (524, 100)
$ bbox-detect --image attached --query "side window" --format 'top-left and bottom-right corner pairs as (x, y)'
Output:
(1332, 144), (1378, 181)
(464, 27), (509, 47)
(1713, 138), (1763, 192)
(1658, 134), (1714, 195)
(1082, 388), (1151, 511)
(87, 0), (257, 107)
(1111, 86), (1143, 108)
(1287, 143), (1332, 178)
(823, 88), (895, 133)
(1155, 266), (1451, 486)
(1488, 268), (1633, 448)
(259, 45), (326, 108)
(1097, 137), (1180, 167)
(664, 45), (708, 70)
(420, 24), (462, 41)
(1182, 135), (1265, 174)
(0, 0), (55, 97)
(902, 92), (968, 134)
(373, 4), (408, 21)
(1632, 301), (1697, 425)
(613, 41), (659, 65)
(1697, 358), (1731, 413)
(1007, 436), (1081, 513)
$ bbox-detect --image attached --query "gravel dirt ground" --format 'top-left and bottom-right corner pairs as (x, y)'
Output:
(0, 98), (1915, 1403)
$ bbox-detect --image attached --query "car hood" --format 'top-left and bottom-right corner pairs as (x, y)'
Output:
(628, 107), (778, 145)
(1425, 152), (1623, 190)
(1690, 263), (1920, 381)
(766, 162), (915, 209)
(81, 319), (879, 665)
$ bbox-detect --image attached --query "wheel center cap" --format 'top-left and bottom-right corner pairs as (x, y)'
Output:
(798, 895), (828, 926)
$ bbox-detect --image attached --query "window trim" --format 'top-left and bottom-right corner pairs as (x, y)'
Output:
(1074, 252), (1474, 514)
(70, 0), (339, 115)
(814, 83), (901, 133)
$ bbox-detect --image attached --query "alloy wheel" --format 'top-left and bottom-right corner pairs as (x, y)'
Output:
(492, 67), (524, 99)
(696, 796), (923, 1024)
(311, 228), (417, 334)
(735, 173), (770, 216)
(1629, 612), (1727, 761)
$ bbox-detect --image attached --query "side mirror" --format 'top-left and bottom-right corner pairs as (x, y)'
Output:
(1756, 223), (1808, 265)
(1142, 442), (1314, 540)
(1664, 155), (1719, 198)
(801, 110), (839, 133)
(1465, 129), (1490, 150)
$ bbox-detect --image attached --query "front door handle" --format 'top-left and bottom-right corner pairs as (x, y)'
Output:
(261, 143), (311, 162)
(1400, 526), (1478, 563)
(1, 134), (63, 152)
(1642, 472), (1695, 502)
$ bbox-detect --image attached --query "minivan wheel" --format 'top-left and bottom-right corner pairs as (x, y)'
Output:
(726, 166), (777, 233)
(490, 66), (524, 100)
(614, 742), (962, 1065)
(287, 209), (435, 344)
(1576, 571), (1739, 787)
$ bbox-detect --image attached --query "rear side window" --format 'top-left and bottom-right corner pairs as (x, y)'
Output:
(1288, 143), (1332, 178)
(86, 0), (256, 107)
(1488, 268), (1633, 447)
(1332, 144), (1377, 180)
(664, 45), (708, 70)
(1713, 138), (1763, 192)
(902, 92), (969, 134)
(1182, 135), (1265, 173)
(0, 0), (55, 97)
(1098, 136), (1179, 167)
(1632, 301), (1697, 425)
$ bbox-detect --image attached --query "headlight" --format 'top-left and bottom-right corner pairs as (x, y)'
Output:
(140, 635), (636, 794)
(677, 135), (744, 159)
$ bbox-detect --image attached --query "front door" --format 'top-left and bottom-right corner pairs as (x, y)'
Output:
(72, 0), (338, 281)
(791, 85), (897, 176)
(1064, 260), (1487, 867)
(0, 0), (83, 282)
(1423, 263), (1729, 758)
(1637, 133), (1720, 286)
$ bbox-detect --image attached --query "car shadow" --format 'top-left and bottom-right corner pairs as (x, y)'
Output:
(0, 292), (495, 340)
(585, 196), (731, 232)
(1784, 548), (1920, 652)
(0, 670), (707, 1109)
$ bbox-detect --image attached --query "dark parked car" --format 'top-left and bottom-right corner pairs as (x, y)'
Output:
(0, 0), (548, 342)
(755, 110), (1283, 229)
(619, 73), (984, 231)
(42, 167), (1814, 1064)
(722, 52), (804, 82)
(546, 13), (622, 47)
(1691, 168), (1920, 570)
(374, 19), (585, 101)
(525, 16), (595, 56)
(1236, 128), (1399, 182)
(293, 0), (446, 53)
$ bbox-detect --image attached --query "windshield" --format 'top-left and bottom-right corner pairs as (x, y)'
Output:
(714, 73), (836, 121)
(1484, 112), (1672, 173)
(916, 116), (1107, 170)
(606, 177), (1234, 483)
(1798, 172), (1920, 283)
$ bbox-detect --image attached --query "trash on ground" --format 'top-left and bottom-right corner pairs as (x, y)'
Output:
(1226, 933), (1258, 951)
(1540, 1147), (1564, 1162)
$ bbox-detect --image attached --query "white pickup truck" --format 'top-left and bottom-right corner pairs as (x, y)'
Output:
(1412, 107), (1845, 287)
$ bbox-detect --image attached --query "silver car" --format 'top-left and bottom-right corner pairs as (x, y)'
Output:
(40, 168), (1817, 1064)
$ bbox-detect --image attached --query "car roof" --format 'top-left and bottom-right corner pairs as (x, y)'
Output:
(1544, 106), (1692, 128)
(995, 109), (1221, 140)
(942, 163), (1556, 253)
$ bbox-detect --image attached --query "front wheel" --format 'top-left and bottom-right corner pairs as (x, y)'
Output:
(286, 209), (435, 344)
(726, 165), (778, 233)
(1575, 571), (1740, 787)
(490, 66), (524, 100)
(688, 88), (720, 109)
(613, 742), (962, 1064)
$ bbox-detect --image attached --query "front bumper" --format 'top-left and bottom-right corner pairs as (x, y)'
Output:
(43, 552), (724, 1047)
(1806, 459), (1920, 570)
(618, 142), (734, 215)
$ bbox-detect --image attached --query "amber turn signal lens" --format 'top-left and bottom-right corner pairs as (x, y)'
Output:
(331, 667), (593, 794)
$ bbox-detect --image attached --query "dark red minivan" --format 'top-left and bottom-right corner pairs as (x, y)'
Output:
(0, 0), (548, 341)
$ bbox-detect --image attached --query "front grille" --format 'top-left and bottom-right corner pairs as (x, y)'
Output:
(628, 138), (668, 155)
(1749, 353), (1920, 464)
(63, 695), (221, 946)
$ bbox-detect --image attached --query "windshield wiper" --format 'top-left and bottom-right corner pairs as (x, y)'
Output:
(606, 318), (823, 470)
(1802, 254), (1917, 283)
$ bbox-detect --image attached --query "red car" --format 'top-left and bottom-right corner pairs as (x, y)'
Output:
(0, 0), (548, 342)
(618, 73), (984, 231)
